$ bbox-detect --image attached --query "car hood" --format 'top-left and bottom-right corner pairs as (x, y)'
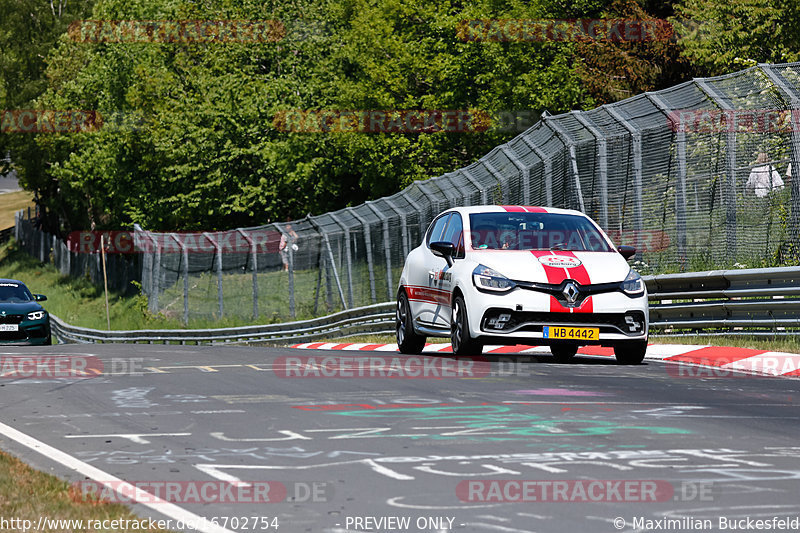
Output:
(467, 250), (632, 285)
(0, 301), (44, 315)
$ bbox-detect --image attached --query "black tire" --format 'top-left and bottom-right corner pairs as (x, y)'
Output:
(614, 340), (647, 364)
(451, 295), (483, 355)
(43, 336), (52, 346)
(396, 290), (426, 354)
(550, 344), (578, 363)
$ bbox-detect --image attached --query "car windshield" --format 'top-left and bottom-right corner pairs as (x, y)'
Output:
(0, 283), (34, 302)
(469, 212), (611, 252)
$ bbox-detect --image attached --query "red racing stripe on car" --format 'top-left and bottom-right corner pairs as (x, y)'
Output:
(405, 285), (451, 305)
(501, 205), (527, 212)
(556, 251), (592, 286)
(530, 250), (568, 284)
(548, 295), (593, 314)
(522, 206), (547, 213)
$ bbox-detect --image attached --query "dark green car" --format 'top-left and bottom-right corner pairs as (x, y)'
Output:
(0, 279), (52, 345)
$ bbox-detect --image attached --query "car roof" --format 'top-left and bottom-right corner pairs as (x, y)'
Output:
(441, 205), (587, 217)
(0, 279), (25, 285)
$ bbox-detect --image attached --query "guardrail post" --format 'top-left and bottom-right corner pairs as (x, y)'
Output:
(237, 229), (258, 319)
(572, 111), (609, 228)
(329, 213), (354, 307)
(696, 79), (738, 261)
(605, 105), (644, 260)
(647, 92), (688, 269)
(203, 232), (224, 318)
(521, 132), (553, 206)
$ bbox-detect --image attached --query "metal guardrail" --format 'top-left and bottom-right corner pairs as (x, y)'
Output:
(645, 266), (800, 336)
(50, 303), (395, 345)
(48, 266), (800, 344)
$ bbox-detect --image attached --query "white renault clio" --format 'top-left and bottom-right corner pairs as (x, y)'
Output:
(396, 206), (649, 363)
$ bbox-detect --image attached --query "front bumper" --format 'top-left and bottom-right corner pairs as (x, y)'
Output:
(464, 285), (648, 345)
(0, 318), (52, 345)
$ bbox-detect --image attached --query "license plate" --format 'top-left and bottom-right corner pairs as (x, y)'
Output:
(0, 324), (19, 332)
(543, 326), (598, 340)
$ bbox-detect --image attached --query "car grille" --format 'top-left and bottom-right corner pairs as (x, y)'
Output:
(0, 314), (24, 324)
(0, 330), (28, 341)
(481, 309), (646, 336)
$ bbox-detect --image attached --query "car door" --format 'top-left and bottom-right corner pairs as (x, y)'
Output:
(407, 213), (451, 327)
(424, 213), (464, 328)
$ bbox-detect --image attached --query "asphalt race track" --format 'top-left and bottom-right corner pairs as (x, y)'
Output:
(1, 344), (799, 533)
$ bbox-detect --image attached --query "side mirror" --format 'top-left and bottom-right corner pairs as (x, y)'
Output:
(618, 245), (636, 260)
(430, 241), (455, 267)
(34, 294), (47, 301)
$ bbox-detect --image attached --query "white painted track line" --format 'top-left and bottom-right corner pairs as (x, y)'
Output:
(0, 420), (235, 533)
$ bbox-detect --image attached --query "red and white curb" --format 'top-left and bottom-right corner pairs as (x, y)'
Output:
(291, 342), (800, 378)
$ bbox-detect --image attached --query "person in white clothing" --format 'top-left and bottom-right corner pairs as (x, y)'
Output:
(745, 152), (784, 198)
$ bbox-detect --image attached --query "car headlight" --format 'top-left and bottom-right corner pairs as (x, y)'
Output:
(621, 269), (645, 296)
(473, 265), (516, 292)
(27, 311), (46, 321)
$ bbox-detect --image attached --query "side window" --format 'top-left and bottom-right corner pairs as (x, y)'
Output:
(442, 213), (464, 258)
(426, 214), (451, 246)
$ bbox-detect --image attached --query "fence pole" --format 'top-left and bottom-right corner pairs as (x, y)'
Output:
(171, 234), (188, 325)
(329, 213), (354, 308)
(605, 105), (644, 260)
(572, 111), (608, 227)
(522, 132), (553, 206)
(237, 229), (258, 319)
(347, 208), (377, 303)
(696, 78), (738, 261)
(646, 92), (688, 269)
(502, 145), (529, 206)
(761, 64), (800, 259)
(203, 232), (224, 318)
(457, 169), (483, 206)
(276, 224), (296, 318)
(365, 201), (394, 300)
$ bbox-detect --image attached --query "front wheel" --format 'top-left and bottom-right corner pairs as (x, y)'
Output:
(614, 340), (647, 364)
(451, 295), (483, 355)
(397, 291), (426, 354)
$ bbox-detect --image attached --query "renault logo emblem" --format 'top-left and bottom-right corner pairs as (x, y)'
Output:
(562, 282), (580, 304)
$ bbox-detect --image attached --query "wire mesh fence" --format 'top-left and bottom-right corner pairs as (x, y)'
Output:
(14, 62), (800, 323)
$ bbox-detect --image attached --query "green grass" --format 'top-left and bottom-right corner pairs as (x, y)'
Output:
(0, 450), (174, 532)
